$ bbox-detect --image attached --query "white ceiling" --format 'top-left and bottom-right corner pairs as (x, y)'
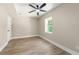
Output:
(14, 3), (61, 17)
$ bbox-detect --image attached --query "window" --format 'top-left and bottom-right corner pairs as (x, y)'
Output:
(45, 17), (53, 33)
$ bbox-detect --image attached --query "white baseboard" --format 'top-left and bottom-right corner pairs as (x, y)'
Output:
(38, 35), (79, 55)
(11, 35), (39, 39)
(0, 41), (9, 52)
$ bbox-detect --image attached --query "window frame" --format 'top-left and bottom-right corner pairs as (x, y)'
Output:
(45, 16), (53, 34)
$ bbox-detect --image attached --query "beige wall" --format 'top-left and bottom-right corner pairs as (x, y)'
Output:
(0, 3), (38, 38)
(4, 4), (38, 38)
(0, 4), (9, 51)
(0, 3), (17, 51)
(38, 4), (79, 54)
(12, 16), (38, 37)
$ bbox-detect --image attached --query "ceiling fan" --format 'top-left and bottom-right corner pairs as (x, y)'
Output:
(28, 3), (47, 16)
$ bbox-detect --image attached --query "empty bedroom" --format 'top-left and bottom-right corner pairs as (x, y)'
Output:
(0, 3), (79, 55)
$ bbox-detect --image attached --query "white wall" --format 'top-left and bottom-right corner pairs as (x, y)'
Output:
(12, 16), (38, 38)
(38, 4), (79, 54)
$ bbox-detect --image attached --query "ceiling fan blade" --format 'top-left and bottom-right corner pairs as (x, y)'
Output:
(29, 10), (36, 13)
(29, 4), (37, 9)
(40, 3), (46, 9)
(40, 10), (47, 12)
(37, 12), (39, 15)
(37, 5), (39, 9)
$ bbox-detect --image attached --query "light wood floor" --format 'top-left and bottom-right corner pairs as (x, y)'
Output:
(0, 36), (70, 55)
